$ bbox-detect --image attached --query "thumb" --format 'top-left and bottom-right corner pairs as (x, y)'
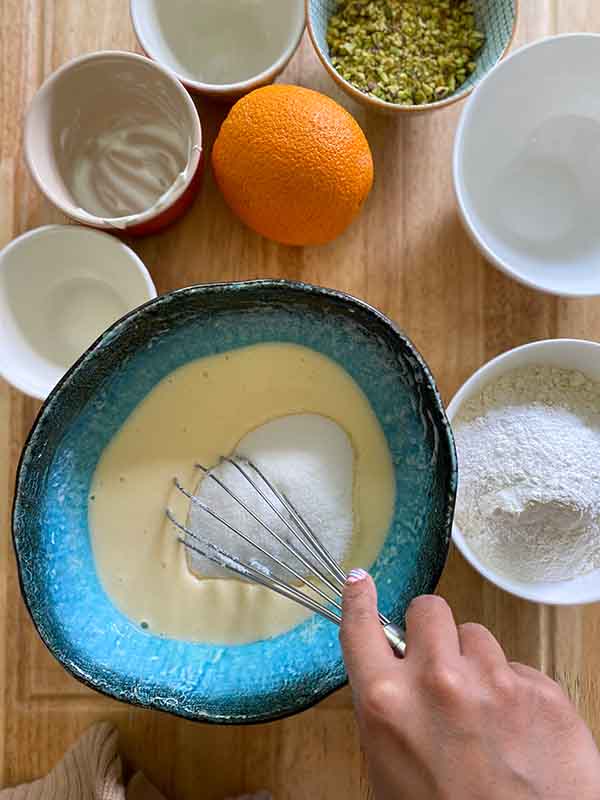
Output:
(340, 569), (396, 690)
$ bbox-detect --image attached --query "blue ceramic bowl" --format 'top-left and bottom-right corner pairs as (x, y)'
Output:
(13, 281), (456, 723)
(307, 0), (518, 112)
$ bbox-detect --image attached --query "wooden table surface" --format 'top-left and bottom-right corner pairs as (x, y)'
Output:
(1, 2), (600, 798)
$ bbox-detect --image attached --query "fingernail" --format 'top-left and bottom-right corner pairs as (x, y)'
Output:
(346, 568), (369, 584)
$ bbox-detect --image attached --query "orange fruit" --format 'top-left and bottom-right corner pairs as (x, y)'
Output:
(211, 85), (374, 246)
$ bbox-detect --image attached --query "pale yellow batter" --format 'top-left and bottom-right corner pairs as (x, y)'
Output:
(89, 343), (395, 644)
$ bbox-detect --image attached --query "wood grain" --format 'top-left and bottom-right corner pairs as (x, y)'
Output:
(1, 2), (599, 797)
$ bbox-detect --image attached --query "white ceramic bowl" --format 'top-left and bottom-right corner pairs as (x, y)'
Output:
(24, 51), (203, 236)
(130, 0), (305, 98)
(454, 34), (600, 297)
(447, 338), (600, 605)
(0, 225), (157, 400)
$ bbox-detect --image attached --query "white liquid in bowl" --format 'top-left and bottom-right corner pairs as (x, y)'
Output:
(47, 278), (128, 368)
(0, 226), (155, 399)
(455, 35), (600, 296)
(474, 115), (600, 265)
(135, 0), (304, 86)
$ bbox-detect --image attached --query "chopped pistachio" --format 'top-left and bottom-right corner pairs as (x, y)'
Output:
(326, 0), (486, 105)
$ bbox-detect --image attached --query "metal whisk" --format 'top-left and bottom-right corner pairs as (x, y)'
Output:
(166, 456), (406, 657)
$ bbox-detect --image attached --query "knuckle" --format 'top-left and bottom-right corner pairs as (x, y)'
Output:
(489, 668), (517, 701)
(510, 664), (571, 714)
(361, 677), (400, 720)
(409, 595), (450, 617)
(509, 661), (538, 681)
(423, 665), (463, 703)
(459, 622), (488, 638)
(536, 676), (568, 708)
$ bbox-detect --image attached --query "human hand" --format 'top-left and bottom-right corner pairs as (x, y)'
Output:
(340, 570), (600, 800)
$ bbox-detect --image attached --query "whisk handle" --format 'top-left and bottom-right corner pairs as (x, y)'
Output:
(383, 623), (406, 657)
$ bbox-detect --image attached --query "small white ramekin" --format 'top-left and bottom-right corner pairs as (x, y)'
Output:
(447, 338), (600, 605)
(24, 51), (203, 236)
(0, 225), (157, 400)
(130, 0), (305, 99)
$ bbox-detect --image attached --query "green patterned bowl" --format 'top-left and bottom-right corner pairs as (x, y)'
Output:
(306, 0), (519, 113)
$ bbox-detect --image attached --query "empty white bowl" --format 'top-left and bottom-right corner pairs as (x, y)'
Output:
(454, 34), (600, 297)
(130, 0), (305, 98)
(0, 225), (156, 400)
(447, 338), (600, 605)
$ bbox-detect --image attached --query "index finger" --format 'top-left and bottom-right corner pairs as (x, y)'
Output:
(340, 569), (397, 691)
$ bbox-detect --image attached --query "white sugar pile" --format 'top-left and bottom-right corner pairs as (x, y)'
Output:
(187, 413), (355, 580)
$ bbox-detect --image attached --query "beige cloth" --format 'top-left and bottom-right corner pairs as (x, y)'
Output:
(0, 723), (270, 800)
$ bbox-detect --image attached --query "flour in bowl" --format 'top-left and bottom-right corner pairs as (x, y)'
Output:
(454, 366), (600, 582)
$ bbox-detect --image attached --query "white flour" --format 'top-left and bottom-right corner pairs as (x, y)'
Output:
(454, 366), (600, 582)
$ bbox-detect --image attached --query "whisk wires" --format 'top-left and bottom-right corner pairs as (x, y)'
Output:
(166, 457), (394, 631)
